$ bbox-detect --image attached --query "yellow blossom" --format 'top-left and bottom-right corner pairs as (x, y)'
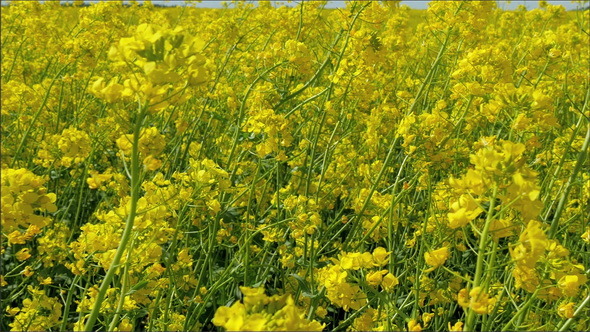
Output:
(382, 272), (399, 291)
(448, 321), (464, 331)
(366, 269), (388, 286)
(557, 302), (575, 319)
(424, 246), (450, 271)
(408, 319), (422, 331)
(15, 248), (32, 261)
(458, 287), (497, 314)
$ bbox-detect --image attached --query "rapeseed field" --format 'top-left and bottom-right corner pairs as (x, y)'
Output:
(1, 1), (589, 331)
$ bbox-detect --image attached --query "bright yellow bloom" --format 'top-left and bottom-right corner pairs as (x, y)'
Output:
(372, 246), (390, 266)
(511, 220), (548, 268)
(447, 194), (483, 229)
(365, 269), (388, 286)
(557, 302), (575, 319)
(15, 248), (32, 261)
(408, 319), (422, 331)
(381, 272), (399, 291)
(448, 321), (464, 331)
(424, 246), (450, 271)
(558, 274), (587, 297)
(1, 169), (57, 244)
(212, 288), (323, 331)
(458, 287), (497, 314)
(212, 302), (247, 331)
(118, 318), (133, 331)
(340, 251), (374, 270)
(8, 286), (62, 331)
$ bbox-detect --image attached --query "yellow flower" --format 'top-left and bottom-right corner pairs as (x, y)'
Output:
(340, 251), (373, 270)
(447, 194), (483, 229)
(15, 248), (32, 261)
(317, 265), (347, 289)
(325, 282), (367, 311)
(90, 78), (124, 103)
(56, 127), (93, 167)
(86, 170), (113, 190)
(6, 307), (19, 317)
(212, 302), (246, 331)
(489, 218), (516, 240)
(558, 274), (587, 297)
(118, 318), (133, 331)
(212, 289), (322, 331)
(366, 270), (388, 286)
(424, 246), (450, 271)
(372, 246), (390, 266)
(422, 312), (434, 326)
(511, 220), (548, 268)
(449, 322), (463, 332)
(40, 277), (52, 285)
(8, 286), (62, 331)
(143, 155), (162, 171)
(240, 286), (269, 307)
(458, 287), (496, 314)
(316, 306), (327, 318)
(352, 308), (376, 331)
(1, 169), (57, 240)
(448, 321), (464, 331)
(242, 313), (267, 331)
(381, 272), (399, 291)
(557, 302), (575, 319)
(408, 319), (422, 331)
(22, 266), (34, 277)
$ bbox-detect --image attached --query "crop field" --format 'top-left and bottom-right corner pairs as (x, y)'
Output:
(1, 1), (589, 331)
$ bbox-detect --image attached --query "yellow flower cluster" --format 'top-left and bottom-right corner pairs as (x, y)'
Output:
(315, 247), (398, 312)
(90, 23), (207, 111)
(511, 220), (587, 300)
(458, 286), (497, 315)
(7, 286), (62, 331)
(447, 139), (541, 230)
(35, 127), (92, 168)
(212, 287), (324, 331)
(1, 168), (57, 244)
(116, 126), (167, 170)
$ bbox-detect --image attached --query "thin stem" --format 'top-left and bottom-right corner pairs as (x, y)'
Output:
(558, 294), (590, 331)
(465, 185), (499, 331)
(106, 237), (135, 331)
(548, 121), (590, 238)
(84, 105), (146, 331)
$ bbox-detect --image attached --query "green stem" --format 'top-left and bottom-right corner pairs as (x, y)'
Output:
(345, 135), (400, 251)
(542, 115), (584, 217)
(548, 121), (590, 238)
(224, 60), (287, 189)
(60, 275), (82, 331)
(465, 185), (499, 331)
(84, 105), (146, 331)
(501, 288), (540, 331)
(106, 237), (135, 331)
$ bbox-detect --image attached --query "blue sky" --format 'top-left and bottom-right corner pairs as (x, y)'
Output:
(3, 0), (587, 10)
